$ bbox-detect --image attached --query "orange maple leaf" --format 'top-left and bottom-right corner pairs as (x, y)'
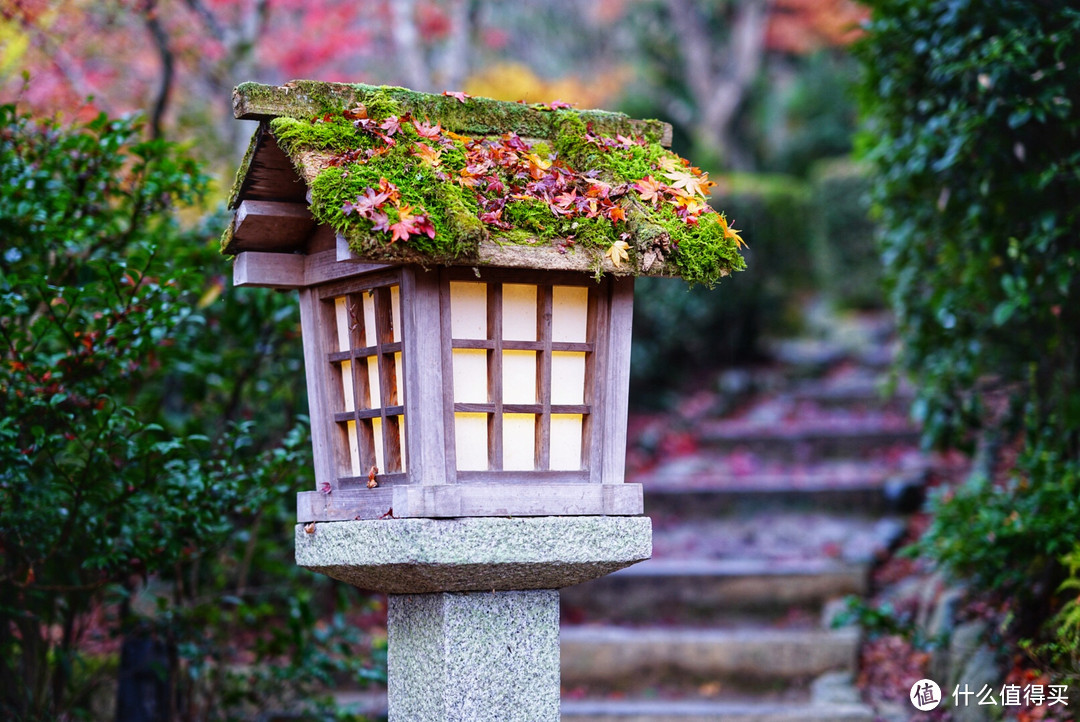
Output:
(717, 214), (747, 249)
(412, 142), (442, 167)
(634, 175), (665, 206)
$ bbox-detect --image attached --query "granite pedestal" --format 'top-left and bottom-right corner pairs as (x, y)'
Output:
(296, 515), (652, 722)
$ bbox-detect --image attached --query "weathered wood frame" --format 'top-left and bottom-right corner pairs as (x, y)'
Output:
(236, 252), (640, 521)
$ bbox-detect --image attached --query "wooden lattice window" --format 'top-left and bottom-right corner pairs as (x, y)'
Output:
(323, 280), (405, 486)
(444, 273), (595, 476)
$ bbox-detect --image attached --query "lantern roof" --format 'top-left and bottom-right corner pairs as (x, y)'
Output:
(223, 80), (746, 287)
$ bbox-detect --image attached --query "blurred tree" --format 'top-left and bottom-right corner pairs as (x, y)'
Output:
(626, 0), (865, 170)
(0, 0), (479, 159)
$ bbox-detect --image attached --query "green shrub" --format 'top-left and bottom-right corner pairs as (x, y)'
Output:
(856, 0), (1080, 452)
(809, 159), (883, 309)
(0, 104), (379, 721)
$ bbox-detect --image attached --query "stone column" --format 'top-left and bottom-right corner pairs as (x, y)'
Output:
(295, 515), (651, 721)
(389, 590), (559, 721)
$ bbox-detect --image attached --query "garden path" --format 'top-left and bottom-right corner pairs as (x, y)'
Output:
(559, 301), (957, 721)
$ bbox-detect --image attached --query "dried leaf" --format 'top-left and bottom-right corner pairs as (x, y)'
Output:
(412, 119), (442, 139)
(304, 522), (316, 534)
(343, 103), (368, 120)
(412, 142), (442, 167)
(663, 169), (716, 198)
(605, 240), (630, 268)
(718, 214), (747, 249)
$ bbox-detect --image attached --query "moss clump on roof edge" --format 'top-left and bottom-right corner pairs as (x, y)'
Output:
(219, 216), (235, 255)
(226, 129), (260, 210)
(235, 80), (667, 143)
(252, 84), (745, 287)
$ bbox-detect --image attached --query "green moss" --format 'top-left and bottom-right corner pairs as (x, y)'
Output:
(270, 116), (368, 155)
(304, 126), (483, 262)
(670, 212), (747, 288)
(553, 114), (600, 169)
(238, 81), (744, 286)
(235, 80), (665, 141)
(502, 198), (556, 236)
(360, 88), (405, 119)
(552, 113), (677, 186)
(219, 219), (235, 255)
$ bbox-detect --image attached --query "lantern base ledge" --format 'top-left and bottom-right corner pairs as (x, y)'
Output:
(295, 515), (651, 594)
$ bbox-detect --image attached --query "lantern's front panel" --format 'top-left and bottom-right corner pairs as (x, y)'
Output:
(445, 273), (591, 478)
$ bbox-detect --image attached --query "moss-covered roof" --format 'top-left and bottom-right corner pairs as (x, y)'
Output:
(226, 81), (746, 287)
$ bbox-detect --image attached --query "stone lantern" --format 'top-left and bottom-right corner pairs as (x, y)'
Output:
(223, 81), (744, 721)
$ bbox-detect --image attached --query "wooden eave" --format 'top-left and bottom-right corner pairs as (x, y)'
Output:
(223, 123), (315, 255)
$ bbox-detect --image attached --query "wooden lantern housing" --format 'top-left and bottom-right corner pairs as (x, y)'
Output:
(224, 82), (743, 524)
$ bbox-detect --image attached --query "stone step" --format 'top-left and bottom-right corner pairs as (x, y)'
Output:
(789, 376), (914, 409)
(560, 626), (860, 688)
(561, 699), (875, 722)
(640, 470), (927, 517)
(328, 688), (877, 722)
(561, 558), (866, 623)
(650, 513), (907, 569)
(694, 419), (920, 461)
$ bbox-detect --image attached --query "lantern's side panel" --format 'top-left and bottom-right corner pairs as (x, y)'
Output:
(441, 269), (596, 482)
(298, 287), (352, 490)
(298, 269), (424, 522)
(376, 267), (643, 518)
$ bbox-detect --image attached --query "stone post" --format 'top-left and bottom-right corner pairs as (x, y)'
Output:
(296, 515), (652, 721)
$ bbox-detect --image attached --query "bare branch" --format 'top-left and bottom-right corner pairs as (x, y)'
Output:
(666, 0), (715, 109)
(142, 0), (175, 139)
(388, 0), (433, 91)
(182, 0), (228, 43)
(439, 0), (472, 91)
(667, 0), (771, 168)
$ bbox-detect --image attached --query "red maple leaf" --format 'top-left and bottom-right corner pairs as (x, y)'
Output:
(369, 211), (391, 233)
(412, 119), (442, 138)
(348, 186), (391, 217)
(378, 177), (401, 203)
(442, 90), (471, 103)
(389, 204), (423, 242)
(379, 115), (402, 136)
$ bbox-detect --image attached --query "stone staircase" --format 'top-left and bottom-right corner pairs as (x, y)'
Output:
(329, 306), (944, 721)
(559, 309), (930, 721)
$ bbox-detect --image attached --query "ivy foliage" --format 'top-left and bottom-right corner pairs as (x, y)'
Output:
(855, 0), (1080, 452)
(856, 0), (1080, 678)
